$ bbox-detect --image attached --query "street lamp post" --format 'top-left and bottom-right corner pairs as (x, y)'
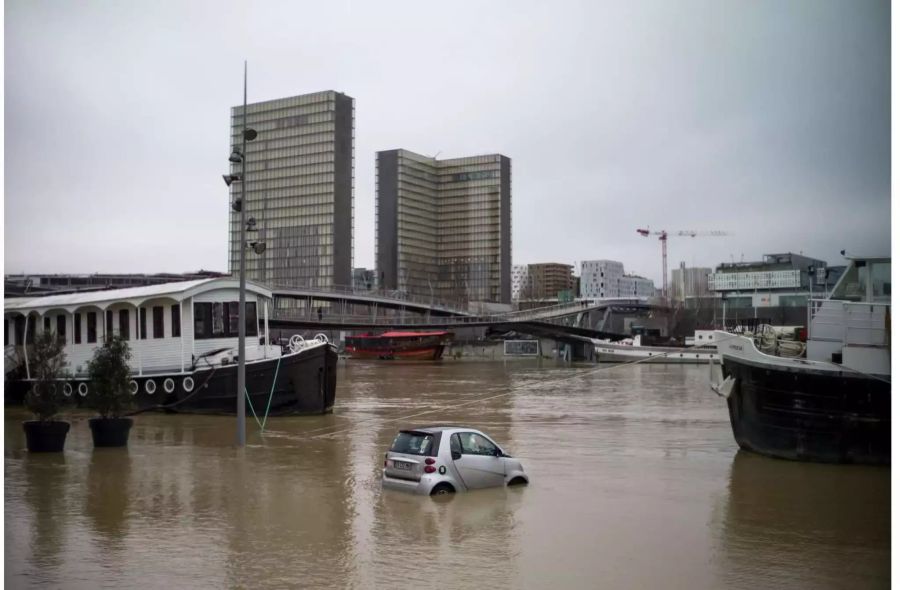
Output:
(224, 61), (258, 447)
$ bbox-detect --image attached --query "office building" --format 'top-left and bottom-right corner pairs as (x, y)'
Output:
(671, 264), (713, 302)
(708, 252), (840, 307)
(352, 268), (375, 291)
(580, 260), (624, 298)
(520, 263), (575, 300)
(228, 91), (354, 289)
(376, 149), (511, 303)
(618, 274), (655, 298)
(511, 265), (528, 301)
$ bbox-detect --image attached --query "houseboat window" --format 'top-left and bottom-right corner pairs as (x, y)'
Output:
(87, 312), (97, 343)
(153, 306), (164, 339)
(193, 302), (257, 339)
(119, 309), (130, 340)
(74, 313), (82, 344)
(56, 315), (66, 343)
(194, 303), (212, 339)
(212, 303), (226, 337)
(171, 304), (181, 337)
(246, 302), (258, 337)
(106, 310), (114, 340)
(44, 317), (51, 333)
(228, 302), (240, 336)
(14, 316), (25, 345)
(139, 308), (147, 340)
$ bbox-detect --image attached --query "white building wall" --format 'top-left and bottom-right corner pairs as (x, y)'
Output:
(580, 260), (624, 298)
(511, 265), (528, 301)
(618, 276), (655, 298)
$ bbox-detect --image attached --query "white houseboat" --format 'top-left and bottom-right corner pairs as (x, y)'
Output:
(4, 278), (337, 415)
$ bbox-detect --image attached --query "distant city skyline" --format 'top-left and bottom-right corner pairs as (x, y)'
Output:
(4, 0), (891, 287)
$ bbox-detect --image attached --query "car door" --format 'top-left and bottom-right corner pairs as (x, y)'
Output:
(451, 432), (507, 489)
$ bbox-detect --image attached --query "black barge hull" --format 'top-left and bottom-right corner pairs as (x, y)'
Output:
(5, 344), (338, 416)
(722, 357), (890, 465)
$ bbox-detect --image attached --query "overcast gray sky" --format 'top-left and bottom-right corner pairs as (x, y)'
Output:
(4, 0), (891, 286)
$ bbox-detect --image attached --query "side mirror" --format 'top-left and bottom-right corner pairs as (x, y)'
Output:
(451, 451), (461, 461)
(493, 447), (503, 457)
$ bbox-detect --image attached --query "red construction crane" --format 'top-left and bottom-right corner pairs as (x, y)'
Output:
(636, 228), (730, 299)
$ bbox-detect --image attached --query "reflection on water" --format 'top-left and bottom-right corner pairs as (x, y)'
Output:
(4, 361), (890, 589)
(719, 451), (890, 590)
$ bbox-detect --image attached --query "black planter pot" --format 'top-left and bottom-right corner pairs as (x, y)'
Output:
(23, 420), (71, 452)
(89, 417), (134, 448)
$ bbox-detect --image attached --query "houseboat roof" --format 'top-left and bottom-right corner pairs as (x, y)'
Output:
(4, 277), (272, 314)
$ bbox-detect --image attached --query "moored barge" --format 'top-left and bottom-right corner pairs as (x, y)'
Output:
(712, 256), (890, 464)
(345, 331), (453, 360)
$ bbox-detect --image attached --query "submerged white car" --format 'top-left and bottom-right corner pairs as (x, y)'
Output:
(382, 426), (529, 495)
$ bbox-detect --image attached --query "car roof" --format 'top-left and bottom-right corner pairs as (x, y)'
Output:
(405, 425), (481, 434)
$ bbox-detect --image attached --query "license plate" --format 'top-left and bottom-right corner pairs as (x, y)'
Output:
(393, 461), (412, 470)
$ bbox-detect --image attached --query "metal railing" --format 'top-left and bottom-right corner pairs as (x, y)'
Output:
(269, 283), (469, 314)
(272, 297), (645, 327)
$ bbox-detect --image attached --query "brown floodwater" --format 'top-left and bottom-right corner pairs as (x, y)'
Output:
(4, 361), (890, 589)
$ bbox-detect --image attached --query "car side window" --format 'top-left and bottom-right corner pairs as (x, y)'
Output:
(459, 432), (498, 456)
(450, 433), (462, 457)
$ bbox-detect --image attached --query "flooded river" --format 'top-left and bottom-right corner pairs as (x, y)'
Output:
(4, 361), (890, 589)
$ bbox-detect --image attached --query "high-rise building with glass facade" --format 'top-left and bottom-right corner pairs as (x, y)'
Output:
(228, 91), (354, 289)
(376, 149), (511, 304)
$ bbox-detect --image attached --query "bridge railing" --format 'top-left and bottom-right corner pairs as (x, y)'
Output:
(272, 298), (646, 326)
(269, 283), (470, 314)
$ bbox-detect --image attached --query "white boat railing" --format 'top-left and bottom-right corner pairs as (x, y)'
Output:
(808, 299), (890, 347)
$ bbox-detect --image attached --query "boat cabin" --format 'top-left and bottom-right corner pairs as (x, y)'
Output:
(806, 257), (890, 375)
(4, 278), (277, 379)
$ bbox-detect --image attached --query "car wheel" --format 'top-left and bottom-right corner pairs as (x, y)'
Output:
(507, 477), (528, 486)
(430, 483), (455, 496)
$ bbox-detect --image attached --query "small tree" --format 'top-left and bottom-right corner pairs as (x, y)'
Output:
(87, 334), (133, 418)
(24, 331), (69, 421)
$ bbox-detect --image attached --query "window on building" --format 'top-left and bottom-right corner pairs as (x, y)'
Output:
(171, 304), (181, 337)
(119, 309), (130, 340)
(106, 310), (114, 340)
(74, 313), (82, 344)
(56, 315), (66, 343)
(139, 308), (147, 340)
(153, 306), (164, 339)
(44, 317), (51, 333)
(87, 312), (97, 343)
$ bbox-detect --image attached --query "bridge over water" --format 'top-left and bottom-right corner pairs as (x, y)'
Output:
(270, 289), (659, 340)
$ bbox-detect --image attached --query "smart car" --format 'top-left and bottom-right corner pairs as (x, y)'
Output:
(381, 426), (529, 495)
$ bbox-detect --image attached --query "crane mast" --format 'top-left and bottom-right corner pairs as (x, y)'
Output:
(636, 228), (730, 300)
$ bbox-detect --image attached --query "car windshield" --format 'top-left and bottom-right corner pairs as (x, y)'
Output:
(390, 431), (434, 456)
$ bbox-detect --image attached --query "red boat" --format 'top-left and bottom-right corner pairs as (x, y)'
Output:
(344, 331), (454, 360)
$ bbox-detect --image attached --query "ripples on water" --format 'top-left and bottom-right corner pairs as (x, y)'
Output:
(4, 361), (890, 589)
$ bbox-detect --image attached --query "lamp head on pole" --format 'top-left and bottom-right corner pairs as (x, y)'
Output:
(222, 173), (242, 186)
(229, 148), (243, 163)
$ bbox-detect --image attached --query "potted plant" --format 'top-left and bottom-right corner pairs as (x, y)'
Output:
(23, 331), (71, 452)
(86, 334), (134, 447)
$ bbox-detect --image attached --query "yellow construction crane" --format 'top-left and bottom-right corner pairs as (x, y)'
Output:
(636, 228), (730, 299)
